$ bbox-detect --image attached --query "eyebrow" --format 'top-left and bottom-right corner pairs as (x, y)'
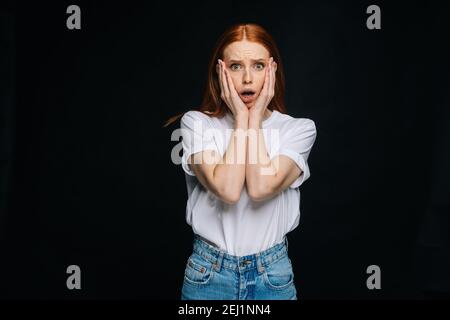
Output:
(228, 59), (266, 63)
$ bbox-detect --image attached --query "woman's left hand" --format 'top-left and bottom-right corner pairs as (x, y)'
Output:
(248, 56), (277, 122)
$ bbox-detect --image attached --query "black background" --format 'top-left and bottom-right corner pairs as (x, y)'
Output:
(1, 1), (449, 299)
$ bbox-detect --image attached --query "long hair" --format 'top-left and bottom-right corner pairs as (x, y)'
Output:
(162, 23), (287, 127)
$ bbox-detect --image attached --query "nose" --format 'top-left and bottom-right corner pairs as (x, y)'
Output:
(243, 69), (252, 84)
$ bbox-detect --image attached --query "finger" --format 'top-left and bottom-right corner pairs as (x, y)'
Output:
(221, 61), (231, 100)
(225, 67), (238, 98)
(261, 58), (270, 97)
(225, 68), (244, 110)
(269, 58), (275, 98)
(272, 60), (277, 96)
(267, 58), (272, 98)
(262, 66), (267, 92)
(220, 60), (226, 94)
(217, 61), (222, 90)
(218, 60), (225, 100)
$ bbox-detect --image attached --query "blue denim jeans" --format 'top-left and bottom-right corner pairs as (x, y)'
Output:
(181, 234), (298, 300)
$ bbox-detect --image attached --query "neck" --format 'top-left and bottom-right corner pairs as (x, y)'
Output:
(264, 109), (273, 121)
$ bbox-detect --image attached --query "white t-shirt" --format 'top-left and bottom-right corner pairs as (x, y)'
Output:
(180, 109), (317, 256)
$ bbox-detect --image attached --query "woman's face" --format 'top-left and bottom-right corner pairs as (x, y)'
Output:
(221, 40), (273, 108)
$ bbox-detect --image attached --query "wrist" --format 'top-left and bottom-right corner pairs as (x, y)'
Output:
(234, 111), (248, 122)
(248, 114), (263, 127)
(234, 114), (249, 129)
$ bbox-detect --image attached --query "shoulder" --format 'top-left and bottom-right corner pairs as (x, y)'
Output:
(277, 112), (316, 133)
(295, 118), (316, 132)
(181, 110), (211, 122)
(180, 110), (214, 128)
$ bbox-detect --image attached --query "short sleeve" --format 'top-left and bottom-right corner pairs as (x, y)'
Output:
(277, 119), (317, 189)
(180, 111), (220, 176)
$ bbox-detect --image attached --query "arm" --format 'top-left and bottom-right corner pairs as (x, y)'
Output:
(246, 116), (302, 202)
(189, 114), (248, 205)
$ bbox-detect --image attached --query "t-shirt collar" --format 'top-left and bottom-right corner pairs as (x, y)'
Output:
(224, 110), (278, 126)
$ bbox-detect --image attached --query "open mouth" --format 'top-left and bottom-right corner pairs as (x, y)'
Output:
(241, 90), (255, 96)
(239, 90), (256, 103)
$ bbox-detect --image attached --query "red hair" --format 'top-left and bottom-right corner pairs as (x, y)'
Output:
(163, 23), (286, 127)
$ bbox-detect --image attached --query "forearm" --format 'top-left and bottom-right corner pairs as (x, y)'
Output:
(212, 115), (248, 203)
(246, 116), (278, 201)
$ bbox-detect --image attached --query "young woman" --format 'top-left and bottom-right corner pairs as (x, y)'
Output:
(165, 23), (317, 300)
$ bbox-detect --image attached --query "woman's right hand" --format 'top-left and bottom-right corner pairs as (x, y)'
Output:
(217, 59), (249, 120)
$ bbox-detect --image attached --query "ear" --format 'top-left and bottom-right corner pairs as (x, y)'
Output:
(274, 62), (277, 73)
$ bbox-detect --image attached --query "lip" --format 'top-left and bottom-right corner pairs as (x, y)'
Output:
(239, 93), (256, 103)
(239, 90), (257, 103)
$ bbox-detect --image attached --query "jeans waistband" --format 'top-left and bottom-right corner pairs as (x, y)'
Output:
(192, 234), (289, 273)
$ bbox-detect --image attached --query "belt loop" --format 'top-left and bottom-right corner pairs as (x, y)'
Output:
(285, 236), (289, 252)
(214, 251), (224, 272)
(255, 252), (265, 274)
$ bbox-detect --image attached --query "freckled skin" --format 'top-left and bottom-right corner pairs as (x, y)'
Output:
(223, 41), (271, 117)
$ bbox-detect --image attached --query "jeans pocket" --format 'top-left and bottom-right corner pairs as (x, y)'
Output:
(262, 255), (294, 290)
(183, 253), (214, 286)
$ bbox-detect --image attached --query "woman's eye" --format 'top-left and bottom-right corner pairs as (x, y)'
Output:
(230, 64), (241, 71)
(255, 63), (265, 70)
(229, 63), (264, 71)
